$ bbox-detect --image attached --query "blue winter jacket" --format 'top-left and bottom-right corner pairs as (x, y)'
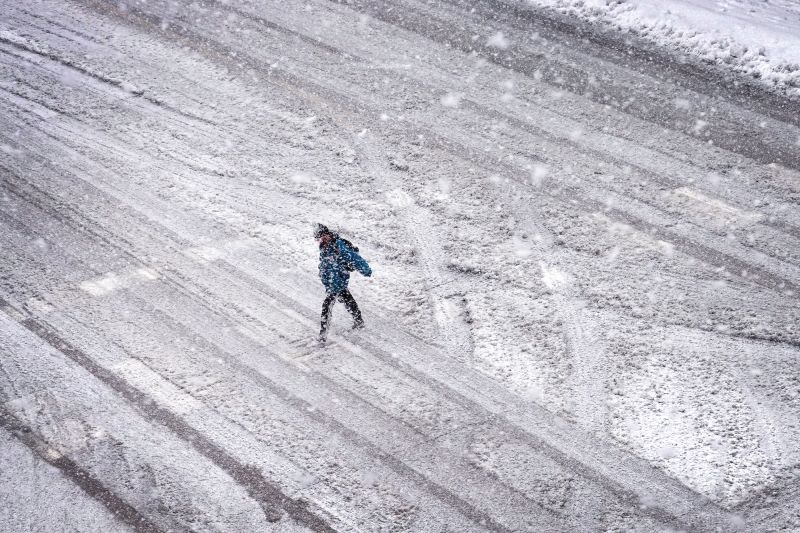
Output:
(319, 237), (372, 294)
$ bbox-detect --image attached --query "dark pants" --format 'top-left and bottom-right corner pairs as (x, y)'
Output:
(320, 289), (363, 338)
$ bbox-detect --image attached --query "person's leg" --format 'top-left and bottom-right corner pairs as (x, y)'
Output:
(338, 289), (364, 328)
(319, 293), (336, 340)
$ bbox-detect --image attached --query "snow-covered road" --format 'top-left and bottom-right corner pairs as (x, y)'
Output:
(1, 0), (799, 530)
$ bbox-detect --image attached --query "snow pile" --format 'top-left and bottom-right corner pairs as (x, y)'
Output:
(524, 0), (800, 98)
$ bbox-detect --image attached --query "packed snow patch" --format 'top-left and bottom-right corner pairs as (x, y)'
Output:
(79, 268), (159, 296)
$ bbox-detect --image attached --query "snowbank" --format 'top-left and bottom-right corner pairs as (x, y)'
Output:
(525, 0), (800, 98)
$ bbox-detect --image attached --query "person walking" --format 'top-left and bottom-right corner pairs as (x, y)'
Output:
(315, 223), (372, 342)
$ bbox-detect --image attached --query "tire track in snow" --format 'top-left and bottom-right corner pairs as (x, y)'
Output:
(129, 259), (551, 532)
(540, 264), (609, 434)
(0, 206), (345, 528)
(3, 170), (772, 532)
(455, 98), (800, 243)
(0, 405), (162, 533)
(736, 474), (800, 531)
(208, 252), (737, 532)
(8, 6), (108, 45)
(731, 343), (794, 481)
(2, 88), (734, 531)
(0, 297), (336, 533)
(490, 172), (611, 436)
(0, 304), (285, 532)
(157, 249), (690, 529)
(108, 284), (518, 531)
(333, 0), (800, 171)
(75, 0), (800, 370)
(431, 166), (609, 527)
(204, 0), (800, 283)
(61, 0), (800, 268)
(1, 128), (732, 528)
(87, 0), (800, 247)
(0, 7), (792, 482)
(3, 145), (716, 531)
(61, 306), (497, 532)
(1, 165), (519, 531)
(354, 133), (475, 363)
(91, 289), (526, 532)
(445, 0), (800, 129)
(140, 0), (800, 242)
(455, 162), (611, 532)
(61, 0), (800, 301)
(0, 33), (217, 126)
(0, 1), (772, 524)
(419, 126), (800, 299)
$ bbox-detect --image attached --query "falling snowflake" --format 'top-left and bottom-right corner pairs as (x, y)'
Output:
(486, 31), (510, 50)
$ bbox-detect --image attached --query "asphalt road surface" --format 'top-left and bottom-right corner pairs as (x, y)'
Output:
(1, 0), (799, 531)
